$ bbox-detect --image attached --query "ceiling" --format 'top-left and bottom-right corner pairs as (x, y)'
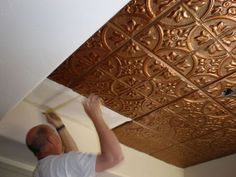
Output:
(0, 0), (129, 118)
(48, 0), (236, 167)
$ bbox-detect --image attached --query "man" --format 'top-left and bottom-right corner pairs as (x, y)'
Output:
(26, 94), (124, 177)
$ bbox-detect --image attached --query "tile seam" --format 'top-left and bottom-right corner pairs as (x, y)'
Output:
(182, 3), (236, 60)
(132, 39), (236, 119)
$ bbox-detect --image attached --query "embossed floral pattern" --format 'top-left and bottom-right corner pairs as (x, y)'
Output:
(211, 0), (236, 16)
(167, 6), (190, 23)
(163, 28), (190, 47)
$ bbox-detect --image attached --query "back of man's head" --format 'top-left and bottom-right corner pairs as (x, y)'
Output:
(26, 125), (51, 157)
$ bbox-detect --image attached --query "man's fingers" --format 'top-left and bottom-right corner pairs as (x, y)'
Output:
(92, 95), (99, 103)
(98, 97), (104, 105)
(88, 94), (95, 104)
(42, 112), (49, 118)
(84, 94), (102, 109)
(86, 94), (95, 106)
(42, 112), (57, 120)
(82, 100), (88, 110)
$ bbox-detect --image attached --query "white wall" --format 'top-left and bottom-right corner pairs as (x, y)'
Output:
(0, 100), (184, 177)
(0, 161), (32, 177)
(184, 154), (236, 177)
(0, 0), (130, 118)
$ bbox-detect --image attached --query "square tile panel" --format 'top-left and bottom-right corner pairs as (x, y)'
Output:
(175, 54), (236, 87)
(135, 8), (217, 59)
(152, 144), (205, 168)
(49, 0), (236, 167)
(100, 41), (167, 88)
(109, 0), (179, 36)
(219, 27), (236, 57)
(134, 108), (197, 143)
(113, 121), (175, 154)
(182, 0), (212, 20)
(184, 128), (236, 162)
(158, 4), (195, 27)
(135, 68), (196, 105)
(72, 69), (130, 104)
(105, 93), (160, 119)
(166, 91), (236, 137)
(197, 0), (236, 20)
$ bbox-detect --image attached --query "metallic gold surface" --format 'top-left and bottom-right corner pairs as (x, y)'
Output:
(49, 0), (236, 167)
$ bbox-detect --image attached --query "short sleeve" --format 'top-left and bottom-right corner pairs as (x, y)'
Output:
(65, 152), (97, 177)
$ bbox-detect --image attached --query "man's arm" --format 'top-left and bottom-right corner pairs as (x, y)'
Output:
(83, 94), (124, 172)
(43, 112), (78, 152)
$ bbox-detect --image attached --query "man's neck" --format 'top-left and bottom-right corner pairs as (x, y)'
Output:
(37, 151), (62, 160)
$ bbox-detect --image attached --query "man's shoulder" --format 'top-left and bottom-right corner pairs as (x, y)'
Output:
(36, 152), (97, 177)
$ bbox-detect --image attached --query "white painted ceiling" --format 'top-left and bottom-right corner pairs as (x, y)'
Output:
(0, 0), (130, 118)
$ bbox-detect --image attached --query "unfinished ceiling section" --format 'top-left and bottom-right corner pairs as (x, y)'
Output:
(49, 0), (236, 167)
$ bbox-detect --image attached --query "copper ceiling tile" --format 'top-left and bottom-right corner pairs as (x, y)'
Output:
(48, 60), (75, 87)
(99, 41), (167, 88)
(49, 0), (236, 167)
(182, 0), (211, 19)
(204, 72), (236, 115)
(166, 91), (236, 138)
(134, 8), (232, 89)
(113, 121), (175, 154)
(105, 93), (160, 119)
(176, 54), (235, 87)
(109, 0), (180, 36)
(184, 128), (236, 162)
(135, 68), (196, 105)
(135, 6), (215, 62)
(146, 0), (181, 17)
(189, 0), (236, 58)
(219, 27), (236, 57)
(152, 144), (204, 168)
(199, 0), (236, 20)
(158, 4), (195, 27)
(72, 69), (130, 104)
(134, 108), (197, 143)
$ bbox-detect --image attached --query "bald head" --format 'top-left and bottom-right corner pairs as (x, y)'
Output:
(26, 125), (52, 154)
(26, 124), (61, 158)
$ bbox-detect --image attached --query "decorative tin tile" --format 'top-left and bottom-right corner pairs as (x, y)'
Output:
(109, 0), (179, 35)
(113, 121), (175, 153)
(152, 144), (204, 168)
(184, 128), (236, 161)
(176, 54), (235, 87)
(73, 69), (129, 104)
(204, 72), (236, 115)
(100, 41), (167, 87)
(135, 68), (196, 105)
(105, 94), (160, 119)
(219, 28), (236, 57)
(183, 0), (211, 20)
(200, 0), (236, 20)
(166, 91), (236, 137)
(134, 109), (196, 143)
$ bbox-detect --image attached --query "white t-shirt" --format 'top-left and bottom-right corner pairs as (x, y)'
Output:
(34, 152), (97, 177)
